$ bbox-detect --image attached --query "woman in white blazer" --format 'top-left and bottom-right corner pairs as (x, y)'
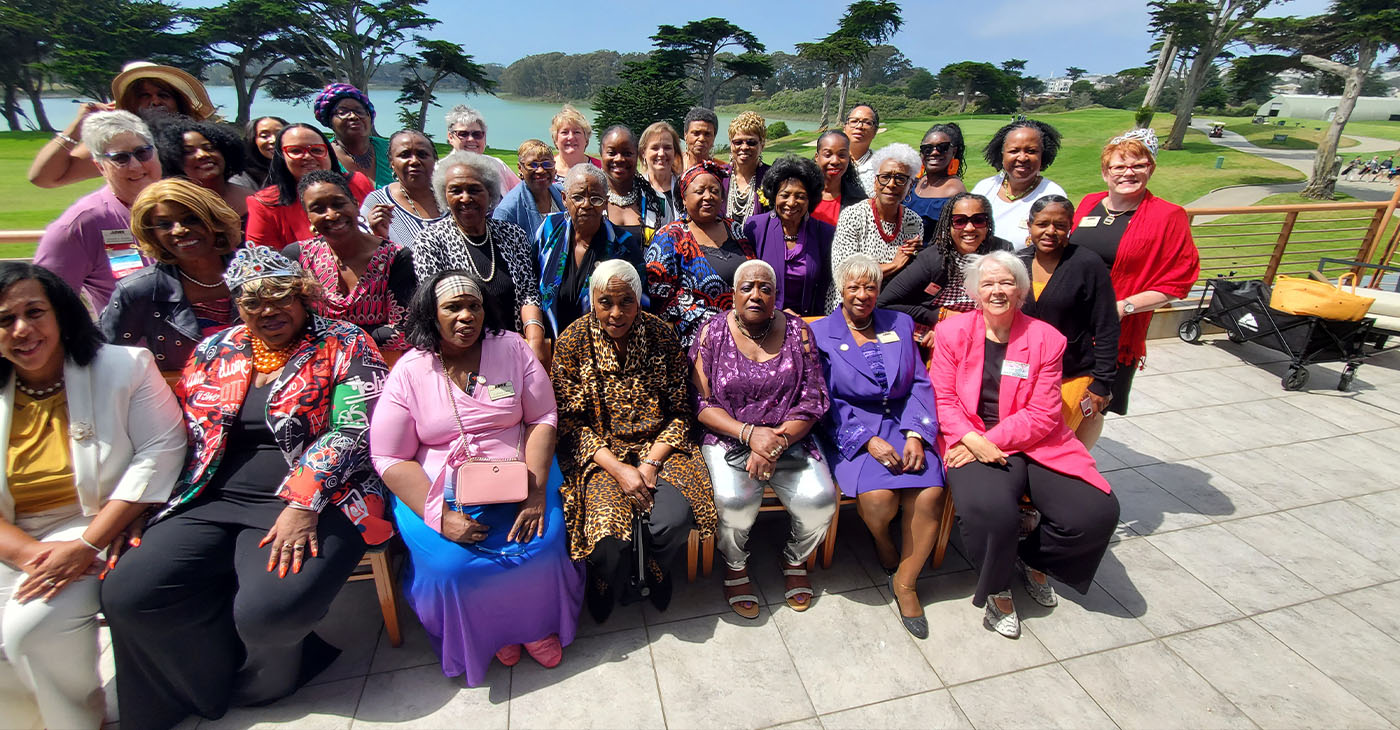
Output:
(0, 263), (186, 730)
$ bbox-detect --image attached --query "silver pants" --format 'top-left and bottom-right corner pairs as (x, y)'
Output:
(701, 444), (839, 570)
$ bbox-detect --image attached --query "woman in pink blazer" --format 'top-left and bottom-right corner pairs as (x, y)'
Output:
(930, 250), (1118, 639)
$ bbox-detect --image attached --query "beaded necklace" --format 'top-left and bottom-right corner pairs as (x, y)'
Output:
(251, 336), (299, 374)
(871, 199), (903, 244)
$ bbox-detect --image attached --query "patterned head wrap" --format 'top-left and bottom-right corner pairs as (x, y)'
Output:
(679, 160), (729, 195)
(313, 83), (376, 127)
(434, 274), (483, 302)
(1109, 128), (1159, 159)
(223, 245), (302, 291)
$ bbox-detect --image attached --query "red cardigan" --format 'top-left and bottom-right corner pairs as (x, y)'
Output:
(244, 171), (374, 251)
(1072, 191), (1199, 366)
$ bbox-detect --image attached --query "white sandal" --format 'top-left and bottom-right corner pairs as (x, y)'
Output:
(723, 572), (761, 619)
(782, 565), (814, 612)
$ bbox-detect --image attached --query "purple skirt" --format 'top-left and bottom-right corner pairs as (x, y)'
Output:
(395, 460), (584, 686)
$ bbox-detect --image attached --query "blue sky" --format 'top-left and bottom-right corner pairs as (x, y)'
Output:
(411, 0), (1338, 76)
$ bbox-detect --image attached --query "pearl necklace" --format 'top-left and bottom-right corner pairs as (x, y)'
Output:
(728, 177), (756, 220)
(846, 314), (874, 332)
(608, 188), (638, 208)
(16, 377), (64, 399)
(179, 268), (225, 289)
(457, 224), (497, 282)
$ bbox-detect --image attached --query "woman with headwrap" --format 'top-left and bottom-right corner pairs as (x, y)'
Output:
(313, 83), (395, 188)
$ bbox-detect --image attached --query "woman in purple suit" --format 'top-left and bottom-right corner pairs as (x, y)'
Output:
(742, 156), (835, 317)
(812, 253), (943, 639)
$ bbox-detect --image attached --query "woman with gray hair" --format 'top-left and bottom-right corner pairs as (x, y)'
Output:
(551, 259), (715, 623)
(691, 259), (836, 619)
(34, 110), (162, 310)
(445, 104), (519, 197)
(534, 163), (647, 338)
(812, 254), (943, 639)
(826, 142), (924, 311)
(929, 250), (1119, 639)
(413, 150), (550, 363)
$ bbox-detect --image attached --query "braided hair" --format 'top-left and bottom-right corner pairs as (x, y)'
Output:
(930, 192), (998, 280)
(921, 122), (966, 179)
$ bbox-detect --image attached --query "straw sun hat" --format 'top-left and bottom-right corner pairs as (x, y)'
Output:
(110, 61), (215, 120)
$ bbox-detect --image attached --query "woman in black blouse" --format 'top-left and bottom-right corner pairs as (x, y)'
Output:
(1017, 195), (1118, 445)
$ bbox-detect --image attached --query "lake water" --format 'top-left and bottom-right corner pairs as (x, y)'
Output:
(39, 86), (810, 152)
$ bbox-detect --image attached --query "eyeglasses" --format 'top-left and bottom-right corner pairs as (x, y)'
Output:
(1107, 162), (1152, 175)
(920, 142), (953, 156)
(875, 172), (911, 187)
(146, 214), (208, 233)
(450, 129), (486, 140)
(569, 194), (607, 208)
(731, 138), (761, 148)
(333, 106), (368, 120)
(282, 144), (329, 159)
(845, 118), (876, 128)
(97, 145), (155, 167)
(236, 294), (296, 312)
(523, 159), (556, 171)
(949, 213), (990, 229)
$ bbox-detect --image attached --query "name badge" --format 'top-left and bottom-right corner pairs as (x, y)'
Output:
(101, 228), (135, 247)
(876, 330), (900, 343)
(487, 382), (516, 400)
(923, 282), (942, 297)
(1002, 360), (1030, 379)
(1079, 216), (1102, 228)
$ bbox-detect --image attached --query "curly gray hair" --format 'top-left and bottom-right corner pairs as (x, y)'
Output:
(870, 142), (921, 180)
(445, 105), (486, 134)
(433, 150), (503, 211)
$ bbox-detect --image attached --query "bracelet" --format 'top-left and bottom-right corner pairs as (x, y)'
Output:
(54, 132), (78, 148)
(639, 457), (663, 468)
(523, 319), (547, 333)
(740, 423), (753, 445)
(78, 535), (103, 552)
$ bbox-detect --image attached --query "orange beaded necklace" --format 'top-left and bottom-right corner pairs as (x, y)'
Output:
(250, 336), (299, 373)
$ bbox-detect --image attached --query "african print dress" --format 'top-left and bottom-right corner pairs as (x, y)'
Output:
(551, 311), (716, 561)
(283, 237), (414, 351)
(644, 219), (755, 347)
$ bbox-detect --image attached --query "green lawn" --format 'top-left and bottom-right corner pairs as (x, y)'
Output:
(0, 132), (103, 230)
(1220, 119), (1358, 151)
(762, 108), (1304, 205)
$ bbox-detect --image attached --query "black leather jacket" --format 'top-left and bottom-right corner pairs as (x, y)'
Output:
(98, 262), (238, 371)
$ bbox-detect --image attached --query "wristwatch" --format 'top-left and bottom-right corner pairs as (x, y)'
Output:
(1122, 300), (1136, 315)
(639, 457), (663, 468)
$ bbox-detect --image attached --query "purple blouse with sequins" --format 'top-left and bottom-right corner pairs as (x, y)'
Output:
(690, 312), (830, 450)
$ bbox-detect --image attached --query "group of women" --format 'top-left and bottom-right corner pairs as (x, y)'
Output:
(3, 61), (1202, 730)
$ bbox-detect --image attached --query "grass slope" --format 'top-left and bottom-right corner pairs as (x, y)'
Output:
(1220, 120), (1358, 151)
(0, 132), (104, 230)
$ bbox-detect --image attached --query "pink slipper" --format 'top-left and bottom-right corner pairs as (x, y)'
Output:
(523, 634), (563, 668)
(495, 643), (522, 667)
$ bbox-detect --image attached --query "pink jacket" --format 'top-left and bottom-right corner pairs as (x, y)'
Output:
(931, 309), (1111, 493)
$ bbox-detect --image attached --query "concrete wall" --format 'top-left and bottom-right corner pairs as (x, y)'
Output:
(1263, 95), (1400, 123)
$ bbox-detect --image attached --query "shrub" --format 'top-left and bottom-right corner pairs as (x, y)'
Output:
(766, 121), (790, 139)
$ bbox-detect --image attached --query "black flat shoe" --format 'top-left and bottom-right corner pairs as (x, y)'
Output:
(646, 559), (673, 612)
(585, 569), (615, 624)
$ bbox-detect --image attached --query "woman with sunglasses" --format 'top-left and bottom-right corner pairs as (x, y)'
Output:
(905, 123), (967, 238)
(34, 111), (162, 311)
(724, 112), (770, 226)
(445, 105), (519, 198)
(244, 124), (374, 251)
(878, 193), (1014, 347)
(494, 139), (565, 239)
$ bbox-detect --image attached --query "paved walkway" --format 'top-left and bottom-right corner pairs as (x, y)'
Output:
(94, 334), (1400, 729)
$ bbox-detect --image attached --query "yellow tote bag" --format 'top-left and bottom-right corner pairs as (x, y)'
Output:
(1269, 273), (1374, 321)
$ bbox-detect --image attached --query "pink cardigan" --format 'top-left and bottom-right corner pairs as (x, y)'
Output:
(930, 309), (1110, 493)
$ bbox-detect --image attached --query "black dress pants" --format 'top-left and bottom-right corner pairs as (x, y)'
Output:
(946, 453), (1119, 607)
(587, 476), (694, 582)
(100, 493), (366, 730)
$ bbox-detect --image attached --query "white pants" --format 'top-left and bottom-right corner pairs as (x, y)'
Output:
(0, 506), (105, 730)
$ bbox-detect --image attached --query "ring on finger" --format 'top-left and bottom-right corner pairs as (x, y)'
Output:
(44, 579), (57, 587)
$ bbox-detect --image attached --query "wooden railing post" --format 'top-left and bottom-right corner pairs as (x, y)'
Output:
(1263, 211), (1298, 284)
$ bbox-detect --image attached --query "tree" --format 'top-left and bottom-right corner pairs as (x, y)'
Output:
(1139, 31), (1182, 127)
(41, 0), (190, 103)
(829, 0), (903, 119)
(1158, 0), (1276, 150)
(186, 0), (310, 125)
(593, 52), (695, 139)
(938, 61), (1018, 113)
(796, 36), (868, 129)
(1065, 66), (1088, 81)
(0, 0), (56, 130)
(285, 0), (438, 98)
(396, 39), (495, 132)
(650, 18), (772, 108)
(854, 45), (913, 87)
(1225, 53), (1294, 103)
(904, 68), (937, 99)
(1250, 0), (1400, 199)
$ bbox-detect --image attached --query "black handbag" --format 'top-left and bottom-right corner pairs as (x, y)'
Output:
(723, 442), (808, 474)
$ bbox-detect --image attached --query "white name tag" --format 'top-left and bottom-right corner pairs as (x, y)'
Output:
(101, 228), (135, 247)
(487, 381), (515, 400)
(1002, 360), (1030, 379)
(1079, 216), (1102, 228)
(876, 330), (900, 343)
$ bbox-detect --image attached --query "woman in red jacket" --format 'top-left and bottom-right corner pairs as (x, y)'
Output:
(931, 251), (1119, 640)
(1069, 129), (1200, 446)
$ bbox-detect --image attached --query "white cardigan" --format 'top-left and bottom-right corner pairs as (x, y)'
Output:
(0, 344), (187, 522)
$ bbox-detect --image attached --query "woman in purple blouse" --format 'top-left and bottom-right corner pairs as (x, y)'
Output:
(691, 259), (837, 619)
(742, 156), (835, 318)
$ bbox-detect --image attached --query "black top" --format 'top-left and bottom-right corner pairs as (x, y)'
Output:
(1068, 201), (1134, 270)
(1018, 244), (1120, 395)
(466, 238), (518, 322)
(558, 244), (599, 330)
(878, 236), (1016, 324)
(979, 339), (1006, 428)
(207, 380), (286, 502)
(702, 237), (750, 290)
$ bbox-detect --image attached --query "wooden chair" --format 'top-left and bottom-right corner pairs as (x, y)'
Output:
(685, 486), (841, 582)
(346, 538), (405, 647)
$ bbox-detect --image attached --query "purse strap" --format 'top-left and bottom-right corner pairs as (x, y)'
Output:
(437, 352), (524, 460)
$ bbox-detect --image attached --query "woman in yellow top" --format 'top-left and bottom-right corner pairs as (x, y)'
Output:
(0, 263), (186, 730)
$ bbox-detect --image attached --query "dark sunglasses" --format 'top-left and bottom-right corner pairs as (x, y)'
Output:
(730, 138), (761, 147)
(949, 213), (990, 228)
(920, 142), (953, 157)
(98, 145), (155, 167)
(450, 129), (486, 140)
(523, 159), (556, 171)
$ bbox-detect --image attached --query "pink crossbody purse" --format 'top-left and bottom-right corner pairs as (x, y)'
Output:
(441, 360), (529, 506)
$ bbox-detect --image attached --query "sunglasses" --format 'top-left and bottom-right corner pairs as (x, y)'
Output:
(731, 138), (761, 147)
(98, 145), (155, 167)
(523, 159), (556, 171)
(450, 129), (486, 140)
(146, 214), (208, 233)
(282, 144), (329, 159)
(949, 213), (990, 229)
(920, 142), (953, 156)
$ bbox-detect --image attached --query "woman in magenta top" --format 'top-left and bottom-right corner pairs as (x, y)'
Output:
(245, 123), (373, 250)
(370, 270), (581, 685)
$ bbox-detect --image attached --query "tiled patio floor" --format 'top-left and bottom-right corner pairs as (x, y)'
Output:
(100, 334), (1400, 729)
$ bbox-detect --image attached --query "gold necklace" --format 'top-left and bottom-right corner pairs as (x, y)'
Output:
(1002, 175), (1041, 201)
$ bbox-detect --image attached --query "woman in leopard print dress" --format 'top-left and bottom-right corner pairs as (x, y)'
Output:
(551, 260), (716, 624)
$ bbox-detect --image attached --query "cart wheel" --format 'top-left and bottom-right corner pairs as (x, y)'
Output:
(1283, 366), (1310, 391)
(1338, 365), (1357, 392)
(1178, 320), (1202, 343)
(1227, 329), (1246, 343)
